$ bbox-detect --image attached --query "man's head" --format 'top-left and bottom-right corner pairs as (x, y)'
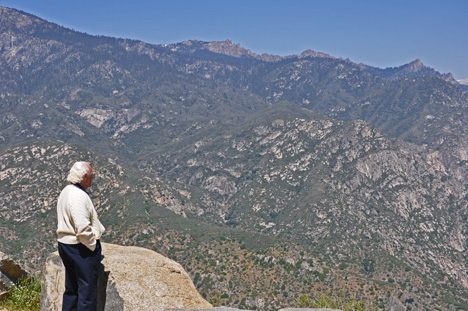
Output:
(67, 161), (93, 189)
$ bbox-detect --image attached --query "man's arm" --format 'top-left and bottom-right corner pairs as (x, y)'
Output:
(69, 196), (97, 251)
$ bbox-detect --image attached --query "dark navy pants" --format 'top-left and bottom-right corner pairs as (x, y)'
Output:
(58, 240), (102, 311)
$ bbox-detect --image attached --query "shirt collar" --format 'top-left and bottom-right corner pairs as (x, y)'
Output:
(73, 183), (87, 193)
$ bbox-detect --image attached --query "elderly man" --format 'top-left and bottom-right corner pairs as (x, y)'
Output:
(57, 161), (105, 311)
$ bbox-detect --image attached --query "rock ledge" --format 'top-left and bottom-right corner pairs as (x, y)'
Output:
(41, 243), (212, 311)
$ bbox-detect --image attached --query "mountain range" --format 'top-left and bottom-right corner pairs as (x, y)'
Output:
(0, 7), (467, 310)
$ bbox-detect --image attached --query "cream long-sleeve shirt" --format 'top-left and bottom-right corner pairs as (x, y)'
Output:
(56, 184), (105, 251)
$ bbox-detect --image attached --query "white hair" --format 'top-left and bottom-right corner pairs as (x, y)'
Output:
(67, 161), (91, 184)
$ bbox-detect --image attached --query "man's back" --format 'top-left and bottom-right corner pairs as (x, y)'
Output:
(57, 184), (103, 251)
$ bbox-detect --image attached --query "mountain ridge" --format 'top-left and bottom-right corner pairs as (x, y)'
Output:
(166, 39), (335, 63)
(358, 58), (458, 84)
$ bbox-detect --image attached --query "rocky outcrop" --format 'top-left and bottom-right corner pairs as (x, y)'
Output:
(0, 251), (29, 299)
(40, 243), (212, 311)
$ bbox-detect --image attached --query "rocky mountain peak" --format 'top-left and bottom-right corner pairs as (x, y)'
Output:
(205, 39), (255, 57)
(0, 7), (43, 31)
(170, 39), (283, 62)
(204, 39), (284, 62)
(182, 39), (334, 62)
(402, 59), (456, 82)
(297, 49), (334, 59)
(359, 57), (457, 83)
(405, 59), (425, 71)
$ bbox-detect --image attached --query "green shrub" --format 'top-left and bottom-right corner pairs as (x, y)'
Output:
(298, 294), (379, 311)
(0, 276), (41, 311)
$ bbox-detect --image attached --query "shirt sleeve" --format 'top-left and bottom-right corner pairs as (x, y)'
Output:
(69, 195), (96, 251)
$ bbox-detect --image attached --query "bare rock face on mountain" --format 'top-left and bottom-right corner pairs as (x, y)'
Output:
(40, 243), (212, 311)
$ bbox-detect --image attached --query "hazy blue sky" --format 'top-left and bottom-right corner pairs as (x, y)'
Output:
(2, 0), (468, 79)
